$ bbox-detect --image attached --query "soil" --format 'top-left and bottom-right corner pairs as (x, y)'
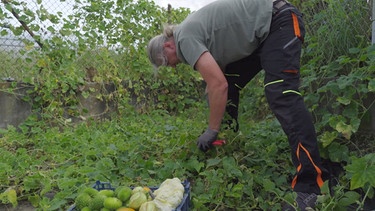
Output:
(0, 201), (35, 211)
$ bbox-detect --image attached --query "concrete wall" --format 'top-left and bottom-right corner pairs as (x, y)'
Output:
(1, 82), (374, 135)
(0, 82), (117, 129)
(75, 82), (117, 121)
(0, 82), (33, 129)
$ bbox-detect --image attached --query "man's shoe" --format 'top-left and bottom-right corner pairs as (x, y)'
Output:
(295, 192), (317, 210)
(282, 192), (318, 211)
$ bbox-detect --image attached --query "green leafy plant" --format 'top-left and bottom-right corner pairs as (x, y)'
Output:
(1, 0), (375, 210)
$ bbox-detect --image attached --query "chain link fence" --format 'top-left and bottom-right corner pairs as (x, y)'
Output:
(0, 0), (74, 80)
(0, 0), (374, 81)
(298, 0), (373, 63)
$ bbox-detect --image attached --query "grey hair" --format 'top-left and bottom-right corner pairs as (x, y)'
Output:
(147, 24), (177, 69)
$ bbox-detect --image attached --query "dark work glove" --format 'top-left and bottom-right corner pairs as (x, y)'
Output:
(196, 128), (218, 152)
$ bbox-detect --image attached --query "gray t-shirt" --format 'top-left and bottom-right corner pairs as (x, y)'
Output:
(174, 0), (273, 71)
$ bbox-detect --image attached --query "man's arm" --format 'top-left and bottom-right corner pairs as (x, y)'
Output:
(195, 51), (228, 131)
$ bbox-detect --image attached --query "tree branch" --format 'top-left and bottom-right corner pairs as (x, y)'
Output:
(2, 0), (43, 48)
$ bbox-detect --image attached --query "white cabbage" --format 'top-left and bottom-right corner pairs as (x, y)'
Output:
(153, 178), (185, 211)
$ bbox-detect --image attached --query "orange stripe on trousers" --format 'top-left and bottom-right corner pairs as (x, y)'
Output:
(291, 12), (301, 38)
(291, 143), (324, 189)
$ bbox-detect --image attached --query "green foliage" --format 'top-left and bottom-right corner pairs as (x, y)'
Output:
(1, 0), (198, 121)
(239, 71), (271, 121)
(0, 188), (17, 207)
(346, 153), (375, 190)
(301, 45), (375, 164)
(0, 108), (295, 210)
(299, 0), (371, 68)
(0, 0), (375, 210)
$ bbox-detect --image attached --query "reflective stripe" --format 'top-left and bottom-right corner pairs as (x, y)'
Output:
(264, 80), (301, 96)
(234, 84), (242, 89)
(291, 143), (324, 189)
(282, 90), (301, 96)
(225, 73), (240, 77)
(283, 37), (299, 49)
(264, 79), (284, 87)
(265, 81), (301, 96)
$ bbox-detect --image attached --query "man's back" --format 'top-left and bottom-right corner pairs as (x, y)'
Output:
(174, 0), (273, 70)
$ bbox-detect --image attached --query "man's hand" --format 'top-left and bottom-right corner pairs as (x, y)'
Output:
(197, 128), (218, 152)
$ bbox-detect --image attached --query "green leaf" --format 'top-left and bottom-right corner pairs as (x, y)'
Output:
(348, 48), (360, 54)
(95, 157), (115, 172)
(262, 179), (275, 191)
(225, 183), (244, 198)
(1, 189), (18, 207)
(186, 158), (204, 173)
(335, 121), (352, 140)
(59, 28), (72, 36)
(349, 117), (360, 134)
(82, 91), (90, 99)
(327, 142), (349, 163)
(338, 191), (360, 206)
(342, 104), (359, 120)
(47, 26), (55, 33)
(48, 198), (67, 210)
(8, 189), (18, 207)
(222, 156), (243, 178)
(337, 97), (351, 105)
(346, 154), (375, 190)
(1, 29), (8, 36)
(320, 131), (338, 148)
(28, 195), (40, 207)
(206, 158), (221, 168)
(24, 9), (35, 17)
(13, 26), (24, 36)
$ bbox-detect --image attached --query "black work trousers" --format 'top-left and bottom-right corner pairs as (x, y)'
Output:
(224, 3), (329, 194)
